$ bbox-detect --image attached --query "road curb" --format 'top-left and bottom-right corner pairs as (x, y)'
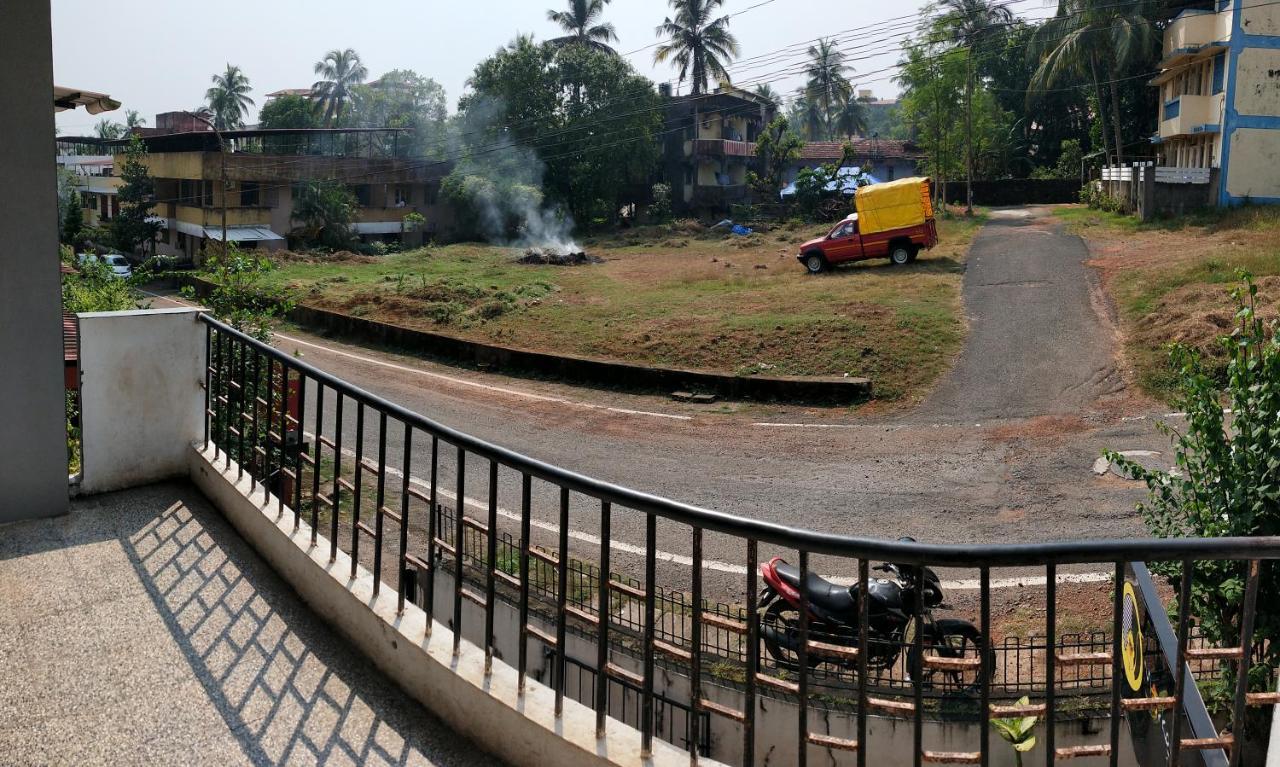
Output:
(182, 277), (872, 404)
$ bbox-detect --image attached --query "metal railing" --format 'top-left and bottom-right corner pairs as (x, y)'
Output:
(200, 315), (1280, 767)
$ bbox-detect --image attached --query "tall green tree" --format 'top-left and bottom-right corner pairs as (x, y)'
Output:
(749, 115), (804, 197)
(312, 48), (368, 126)
(205, 64), (254, 130)
(124, 110), (146, 129)
(836, 95), (869, 139)
(803, 38), (853, 141)
(753, 83), (782, 105)
(111, 134), (160, 256)
(94, 119), (124, 140)
(653, 0), (740, 96)
(1029, 0), (1155, 167)
(897, 41), (967, 205)
(62, 191), (84, 245)
(936, 0), (1013, 213)
(547, 0), (618, 53)
(292, 181), (357, 250)
(350, 70), (449, 157)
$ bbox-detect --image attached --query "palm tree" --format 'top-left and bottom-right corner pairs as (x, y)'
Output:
(787, 87), (822, 141)
(654, 0), (740, 96)
(124, 110), (146, 129)
(936, 0), (1013, 214)
(753, 84), (782, 105)
(835, 94), (869, 139)
(803, 38), (853, 140)
(205, 64), (254, 130)
(94, 119), (124, 140)
(1030, 0), (1154, 168)
(312, 48), (368, 126)
(547, 0), (618, 53)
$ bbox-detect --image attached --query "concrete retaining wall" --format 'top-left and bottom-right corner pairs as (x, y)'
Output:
(189, 444), (721, 767)
(78, 308), (207, 494)
(182, 277), (871, 403)
(943, 179), (1081, 206)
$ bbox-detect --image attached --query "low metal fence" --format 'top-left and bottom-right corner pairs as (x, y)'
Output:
(201, 314), (1280, 767)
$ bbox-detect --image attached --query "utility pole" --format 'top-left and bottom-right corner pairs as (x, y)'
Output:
(185, 111), (229, 260)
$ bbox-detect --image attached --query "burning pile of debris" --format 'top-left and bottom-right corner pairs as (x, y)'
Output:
(517, 247), (603, 266)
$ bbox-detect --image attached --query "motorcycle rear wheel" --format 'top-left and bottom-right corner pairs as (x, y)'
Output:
(760, 601), (825, 670)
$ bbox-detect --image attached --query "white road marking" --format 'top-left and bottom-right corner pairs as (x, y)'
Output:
(317, 436), (1109, 591)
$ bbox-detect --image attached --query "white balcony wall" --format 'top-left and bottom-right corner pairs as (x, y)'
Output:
(78, 308), (207, 494)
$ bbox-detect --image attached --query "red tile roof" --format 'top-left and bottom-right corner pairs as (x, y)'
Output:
(800, 139), (925, 162)
(63, 312), (78, 364)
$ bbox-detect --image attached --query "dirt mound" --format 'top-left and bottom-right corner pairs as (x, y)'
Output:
(272, 249), (379, 265)
(517, 248), (603, 266)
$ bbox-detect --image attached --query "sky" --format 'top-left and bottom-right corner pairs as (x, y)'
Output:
(51, 0), (1058, 135)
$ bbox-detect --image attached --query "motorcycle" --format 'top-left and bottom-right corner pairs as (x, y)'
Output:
(758, 549), (992, 693)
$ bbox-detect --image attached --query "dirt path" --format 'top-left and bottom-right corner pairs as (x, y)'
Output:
(918, 208), (1125, 421)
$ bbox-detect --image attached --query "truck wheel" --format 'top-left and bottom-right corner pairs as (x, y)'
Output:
(889, 245), (912, 266)
(804, 254), (827, 274)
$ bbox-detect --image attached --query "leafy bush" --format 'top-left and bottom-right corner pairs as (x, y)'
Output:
(1078, 183), (1125, 213)
(181, 244), (293, 341)
(649, 183), (672, 223)
(1108, 275), (1279, 740)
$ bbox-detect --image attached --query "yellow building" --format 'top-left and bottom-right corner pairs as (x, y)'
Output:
(1153, 0), (1280, 204)
(57, 127), (454, 259)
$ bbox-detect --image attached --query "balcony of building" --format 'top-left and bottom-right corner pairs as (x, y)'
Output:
(689, 138), (758, 159)
(6, 305), (1277, 765)
(1161, 9), (1231, 66)
(1159, 93), (1224, 139)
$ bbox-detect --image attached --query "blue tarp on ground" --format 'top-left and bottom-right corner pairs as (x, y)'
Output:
(779, 166), (882, 200)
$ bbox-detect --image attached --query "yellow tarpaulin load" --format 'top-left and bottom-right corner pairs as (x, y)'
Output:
(854, 177), (933, 236)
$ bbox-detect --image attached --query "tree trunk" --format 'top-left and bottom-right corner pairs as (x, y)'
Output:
(1088, 53), (1112, 166)
(1109, 75), (1126, 167)
(965, 49), (974, 216)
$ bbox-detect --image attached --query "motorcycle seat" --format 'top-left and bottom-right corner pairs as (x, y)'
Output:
(774, 561), (856, 614)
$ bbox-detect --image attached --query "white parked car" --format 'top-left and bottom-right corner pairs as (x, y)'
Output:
(77, 253), (132, 279)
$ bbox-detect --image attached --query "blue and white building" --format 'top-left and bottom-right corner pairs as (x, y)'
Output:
(1153, 0), (1280, 205)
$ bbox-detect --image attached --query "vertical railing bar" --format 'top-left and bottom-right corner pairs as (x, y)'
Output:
(1109, 561), (1124, 767)
(293, 366), (306, 527)
(397, 423), (412, 614)
(980, 566), (991, 767)
(595, 500), (612, 738)
(913, 561), (924, 767)
(424, 436), (438, 630)
(330, 392), (343, 562)
(691, 527), (705, 762)
(857, 558), (869, 767)
(221, 331), (231, 466)
(236, 338), (246, 480)
(641, 512), (656, 757)
(372, 410), (387, 596)
(517, 472), (532, 691)
(745, 539), (759, 767)
(554, 487), (570, 715)
(249, 346), (260, 492)
(453, 445), (466, 656)
(1229, 560), (1260, 767)
(351, 403), (365, 579)
(797, 549), (810, 767)
(310, 384), (324, 546)
(1045, 563), (1057, 767)
(202, 321), (211, 449)
(277, 360), (289, 516)
(484, 459), (499, 674)
(261, 356), (273, 482)
(1169, 559), (1194, 767)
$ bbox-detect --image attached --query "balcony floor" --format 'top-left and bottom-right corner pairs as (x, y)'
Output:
(0, 481), (503, 766)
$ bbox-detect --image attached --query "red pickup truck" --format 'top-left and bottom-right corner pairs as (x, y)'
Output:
(796, 177), (938, 273)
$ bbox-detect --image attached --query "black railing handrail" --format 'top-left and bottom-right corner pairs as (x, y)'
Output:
(199, 314), (1280, 567)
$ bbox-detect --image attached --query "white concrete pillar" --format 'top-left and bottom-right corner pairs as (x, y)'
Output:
(77, 308), (208, 495)
(0, 1), (68, 522)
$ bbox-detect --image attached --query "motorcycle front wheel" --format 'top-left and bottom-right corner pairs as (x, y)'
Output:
(906, 620), (994, 695)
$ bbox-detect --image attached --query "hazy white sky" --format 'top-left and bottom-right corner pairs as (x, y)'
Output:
(52, 0), (1057, 135)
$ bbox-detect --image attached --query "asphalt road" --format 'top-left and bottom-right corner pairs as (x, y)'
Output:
(918, 208), (1124, 421)
(146, 209), (1169, 595)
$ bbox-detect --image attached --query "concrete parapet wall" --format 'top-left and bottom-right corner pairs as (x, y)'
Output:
(78, 308), (207, 494)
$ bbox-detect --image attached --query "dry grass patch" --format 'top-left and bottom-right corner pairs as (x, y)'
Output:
(264, 215), (984, 403)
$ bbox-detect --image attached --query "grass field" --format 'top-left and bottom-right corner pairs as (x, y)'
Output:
(1057, 205), (1280, 401)
(264, 214), (985, 401)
